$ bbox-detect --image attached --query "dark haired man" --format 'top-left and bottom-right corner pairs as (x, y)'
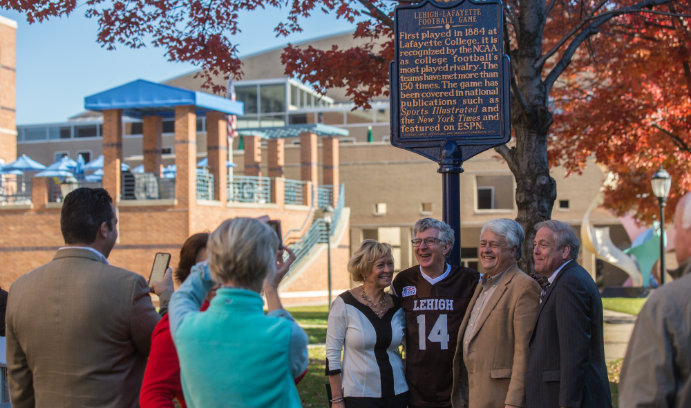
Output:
(6, 188), (165, 408)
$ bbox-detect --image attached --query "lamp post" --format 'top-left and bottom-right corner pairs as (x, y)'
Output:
(651, 167), (672, 285)
(322, 205), (334, 308)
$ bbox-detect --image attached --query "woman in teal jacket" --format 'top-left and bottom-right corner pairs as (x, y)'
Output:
(169, 217), (308, 408)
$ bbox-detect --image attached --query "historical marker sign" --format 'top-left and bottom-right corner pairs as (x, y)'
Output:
(390, 0), (510, 163)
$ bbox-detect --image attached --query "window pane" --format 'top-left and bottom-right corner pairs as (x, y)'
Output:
(260, 114), (286, 127)
(290, 84), (299, 108)
(75, 125), (98, 138)
(477, 187), (493, 209)
(162, 120), (175, 133)
(476, 175), (513, 210)
(259, 84), (286, 113)
(23, 127), (47, 141)
(237, 86), (258, 114)
(289, 113), (308, 125)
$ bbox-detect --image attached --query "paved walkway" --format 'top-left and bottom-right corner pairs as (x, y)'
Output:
(603, 309), (637, 362)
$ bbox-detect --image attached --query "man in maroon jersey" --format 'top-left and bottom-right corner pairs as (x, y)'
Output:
(392, 218), (479, 408)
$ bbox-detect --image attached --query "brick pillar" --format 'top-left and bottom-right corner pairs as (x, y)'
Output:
(174, 105), (196, 208)
(243, 135), (262, 177)
(102, 109), (123, 201)
(322, 136), (340, 204)
(206, 111), (227, 203)
(142, 115), (163, 177)
(268, 139), (285, 178)
(0, 18), (16, 164)
(272, 177), (285, 207)
(268, 138), (284, 205)
(303, 181), (313, 207)
(300, 131), (318, 185)
(31, 177), (49, 210)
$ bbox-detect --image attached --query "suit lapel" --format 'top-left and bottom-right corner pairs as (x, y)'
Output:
(533, 261), (574, 333)
(467, 266), (516, 343)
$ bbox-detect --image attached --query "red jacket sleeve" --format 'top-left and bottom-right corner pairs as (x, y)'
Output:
(139, 314), (186, 408)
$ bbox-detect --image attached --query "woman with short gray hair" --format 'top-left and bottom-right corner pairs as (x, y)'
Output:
(169, 217), (307, 408)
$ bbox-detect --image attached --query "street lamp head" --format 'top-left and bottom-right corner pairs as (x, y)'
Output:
(321, 205), (334, 225)
(651, 167), (672, 201)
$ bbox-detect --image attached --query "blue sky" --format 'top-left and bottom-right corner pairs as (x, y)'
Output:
(1, 6), (355, 125)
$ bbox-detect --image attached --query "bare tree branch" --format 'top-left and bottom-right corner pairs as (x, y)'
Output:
(652, 123), (691, 153)
(495, 144), (519, 175)
(356, 0), (393, 28)
(544, 0), (676, 94)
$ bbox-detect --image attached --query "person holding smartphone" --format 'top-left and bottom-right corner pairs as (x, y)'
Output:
(141, 232), (209, 408)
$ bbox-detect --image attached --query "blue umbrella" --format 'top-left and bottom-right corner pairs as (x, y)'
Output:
(35, 169), (74, 178)
(197, 157), (236, 168)
(84, 155), (104, 171)
(5, 154), (46, 171)
(0, 167), (23, 175)
(132, 164), (145, 173)
(85, 173), (102, 182)
(46, 156), (77, 171)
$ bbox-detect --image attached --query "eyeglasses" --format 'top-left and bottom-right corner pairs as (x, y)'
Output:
(411, 238), (444, 247)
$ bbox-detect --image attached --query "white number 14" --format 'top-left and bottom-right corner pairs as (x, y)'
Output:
(416, 314), (449, 350)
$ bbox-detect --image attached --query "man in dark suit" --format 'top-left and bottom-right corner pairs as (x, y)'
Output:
(525, 220), (611, 408)
(6, 188), (166, 408)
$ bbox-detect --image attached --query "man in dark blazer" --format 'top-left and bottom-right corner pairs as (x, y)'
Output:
(6, 188), (166, 408)
(525, 220), (611, 408)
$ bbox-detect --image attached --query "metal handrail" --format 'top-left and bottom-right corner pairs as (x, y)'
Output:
(227, 176), (271, 203)
(285, 184), (345, 277)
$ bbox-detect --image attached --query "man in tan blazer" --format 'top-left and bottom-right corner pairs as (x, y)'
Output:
(6, 188), (164, 408)
(451, 218), (540, 408)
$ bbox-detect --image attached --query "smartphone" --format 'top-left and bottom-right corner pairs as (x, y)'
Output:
(148, 252), (171, 284)
(267, 219), (283, 248)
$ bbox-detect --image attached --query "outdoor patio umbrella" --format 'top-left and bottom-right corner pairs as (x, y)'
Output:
(34, 169), (75, 178)
(83, 155), (129, 172)
(46, 156), (77, 171)
(83, 154), (104, 171)
(4, 154), (46, 171)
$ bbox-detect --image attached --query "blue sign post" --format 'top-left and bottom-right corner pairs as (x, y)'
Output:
(390, 0), (510, 265)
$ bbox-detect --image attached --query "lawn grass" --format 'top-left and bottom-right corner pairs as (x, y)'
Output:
(298, 346), (329, 407)
(602, 297), (647, 315)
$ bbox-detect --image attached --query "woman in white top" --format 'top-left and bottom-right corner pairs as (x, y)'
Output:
(326, 240), (408, 408)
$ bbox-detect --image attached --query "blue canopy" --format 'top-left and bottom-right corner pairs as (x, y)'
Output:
(35, 169), (74, 178)
(5, 154), (46, 171)
(47, 156), (77, 171)
(84, 79), (244, 118)
(84, 155), (104, 171)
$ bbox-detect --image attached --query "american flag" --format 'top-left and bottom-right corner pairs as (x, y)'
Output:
(226, 77), (238, 143)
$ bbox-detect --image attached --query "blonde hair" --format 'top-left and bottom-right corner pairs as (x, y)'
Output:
(207, 218), (279, 289)
(347, 239), (393, 282)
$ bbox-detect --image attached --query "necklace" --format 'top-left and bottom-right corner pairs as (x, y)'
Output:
(360, 288), (388, 317)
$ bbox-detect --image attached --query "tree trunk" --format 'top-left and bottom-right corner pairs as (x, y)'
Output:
(510, 0), (557, 274)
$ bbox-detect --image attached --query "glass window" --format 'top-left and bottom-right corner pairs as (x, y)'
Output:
(23, 127), (47, 141)
(476, 175), (514, 210)
(74, 125), (97, 138)
(77, 151), (92, 163)
(290, 84), (299, 108)
(289, 113), (308, 125)
(125, 122), (143, 135)
(54, 152), (68, 162)
(162, 120), (175, 133)
(259, 84), (286, 113)
(197, 117), (205, 132)
(60, 127), (72, 139)
(260, 114), (286, 127)
(237, 86), (258, 114)
(237, 116), (260, 128)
